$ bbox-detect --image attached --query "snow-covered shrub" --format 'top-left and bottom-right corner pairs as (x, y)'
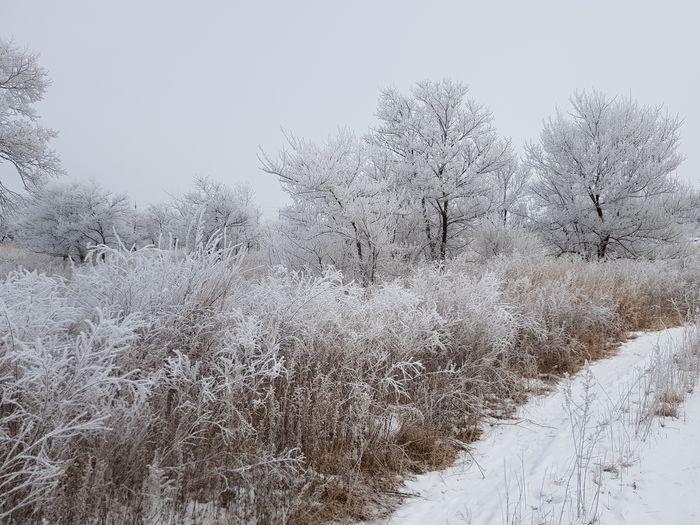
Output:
(405, 268), (520, 426)
(504, 270), (619, 373)
(466, 219), (545, 262)
(488, 256), (699, 374)
(238, 268), (442, 492)
(0, 272), (147, 521)
(0, 244), (298, 523)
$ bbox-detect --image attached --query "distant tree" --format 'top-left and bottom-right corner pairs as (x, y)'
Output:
(0, 39), (63, 212)
(369, 80), (514, 261)
(17, 181), (131, 260)
(136, 202), (179, 247)
(527, 90), (695, 259)
(262, 211), (355, 275)
(492, 158), (530, 226)
(466, 158), (539, 261)
(171, 177), (260, 250)
(261, 130), (399, 284)
(0, 211), (16, 242)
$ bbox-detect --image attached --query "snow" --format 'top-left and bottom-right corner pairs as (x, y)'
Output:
(371, 326), (699, 524)
(605, 392), (700, 524)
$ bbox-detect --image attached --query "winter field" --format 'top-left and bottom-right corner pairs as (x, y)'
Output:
(3, 35), (700, 525)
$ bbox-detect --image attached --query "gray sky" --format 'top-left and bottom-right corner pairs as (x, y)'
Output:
(3, 0), (699, 217)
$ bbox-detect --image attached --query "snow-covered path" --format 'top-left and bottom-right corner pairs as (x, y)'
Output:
(372, 326), (700, 525)
(604, 384), (700, 524)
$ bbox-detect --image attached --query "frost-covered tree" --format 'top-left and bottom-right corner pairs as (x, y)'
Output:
(171, 177), (260, 250)
(492, 158), (530, 226)
(369, 80), (514, 261)
(527, 90), (694, 259)
(16, 180), (132, 260)
(0, 39), (62, 212)
(136, 201), (180, 247)
(462, 158), (536, 260)
(262, 211), (355, 274)
(261, 130), (399, 283)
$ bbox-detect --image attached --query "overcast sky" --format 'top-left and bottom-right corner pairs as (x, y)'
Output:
(3, 0), (699, 217)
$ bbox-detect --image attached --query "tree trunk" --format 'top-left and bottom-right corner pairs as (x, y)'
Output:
(351, 221), (366, 285)
(439, 199), (449, 262)
(589, 193), (608, 259)
(597, 234), (610, 260)
(421, 196), (436, 260)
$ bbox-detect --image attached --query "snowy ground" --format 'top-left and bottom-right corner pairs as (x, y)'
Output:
(370, 326), (700, 525)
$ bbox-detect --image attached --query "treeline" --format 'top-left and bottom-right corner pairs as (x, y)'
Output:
(3, 81), (699, 282)
(2, 177), (260, 261)
(261, 82), (698, 280)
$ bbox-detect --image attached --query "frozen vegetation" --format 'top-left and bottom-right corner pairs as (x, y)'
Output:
(2, 246), (699, 523)
(1, 37), (700, 524)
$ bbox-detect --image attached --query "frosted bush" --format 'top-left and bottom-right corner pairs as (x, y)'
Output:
(1, 290), (147, 520)
(0, 269), (76, 341)
(466, 220), (545, 262)
(409, 268), (518, 357)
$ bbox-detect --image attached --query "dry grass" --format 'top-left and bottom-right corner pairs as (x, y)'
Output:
(0, 247), (698, 524)
(0, 243), (69, 278)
